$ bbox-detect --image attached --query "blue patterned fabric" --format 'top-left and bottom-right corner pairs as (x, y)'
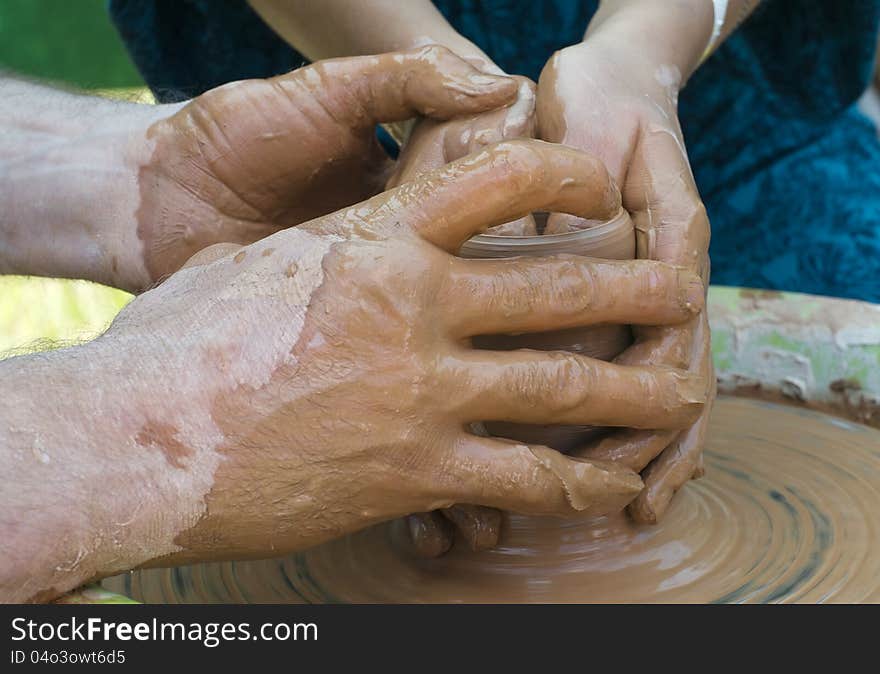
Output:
(108, 0), (880, 301)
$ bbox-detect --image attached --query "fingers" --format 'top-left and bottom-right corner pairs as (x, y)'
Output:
(486, 216), (538, 236)
(627, 404), (712, 523)
(615, 324), (693, 370)
(617, 130), (711, 523)
(442, 350), (705, 429)
(572, 429), (679, 472)
(624, 128), (710, 271)
(543, 212), (604, 235)
(373, 140), (621, 251)
(628, 314), (716, 523)
(387, 76), (539, 239)
(440, 504), (502, 552)
(443, 256), (703, 337)
(389, 76), (537, 186)
(407, 505), (501, 558)
(590, 311), (707, 521)
(295, 46), (518, 126)
(406, 512), (454, 558)
(444, 434), (643, 516)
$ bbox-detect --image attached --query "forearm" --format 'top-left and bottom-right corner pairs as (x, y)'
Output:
(248, 0), (499, 71)
(0, 327), (219, 602)
(0, 78), (171, 292)
(587, 1), (760, 84)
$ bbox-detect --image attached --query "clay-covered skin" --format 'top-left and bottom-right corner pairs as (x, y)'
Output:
(1, 140), (707, 602)
(136, 140), (705, 567)
(387, 76), (539, 235)
(536, 33), (714, 524)
(135, 46), (519, 285)
(108, 397), (880, 603)
(405, 210), (638, 557)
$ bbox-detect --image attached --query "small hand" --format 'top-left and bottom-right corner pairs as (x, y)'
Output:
(136, 46), (519, 285)
(113, 140), (706, 562)
(387, 75), (539, 235)
(535, 39), (714, 523)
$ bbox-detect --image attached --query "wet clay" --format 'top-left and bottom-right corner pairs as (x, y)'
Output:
(460, 207), (635, 452)
(104, 397), (880, 603)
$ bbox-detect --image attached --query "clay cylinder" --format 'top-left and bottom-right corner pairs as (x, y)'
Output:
(458, 209), (635, 452)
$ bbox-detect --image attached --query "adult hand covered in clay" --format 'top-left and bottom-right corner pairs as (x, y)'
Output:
(535, 35), (714, 523)
(137, 140), (708, 563)
(0, 47), (522, 294)
(137, 46), (521, 287)
(1, 140), (711, 602)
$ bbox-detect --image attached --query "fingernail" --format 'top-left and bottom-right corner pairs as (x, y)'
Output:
(681, 272), (705, 313)
(677, 374), (709, 406)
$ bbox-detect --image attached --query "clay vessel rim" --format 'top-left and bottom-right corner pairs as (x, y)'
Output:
(468, 210), (630, 248)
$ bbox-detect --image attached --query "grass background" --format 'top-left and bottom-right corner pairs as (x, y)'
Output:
(0, 0), (143, 88)
(0, 0), (144, 357)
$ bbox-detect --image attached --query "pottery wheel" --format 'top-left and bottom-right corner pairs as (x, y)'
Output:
(105, 397), (880, 603)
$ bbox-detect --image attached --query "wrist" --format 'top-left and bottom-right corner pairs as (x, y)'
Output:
(585, 0), (713, 85)
(0, 94), (175, 293)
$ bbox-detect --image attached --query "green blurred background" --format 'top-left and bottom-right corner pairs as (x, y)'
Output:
(0, 0), (144, 357)
(0, 0), (142, 88)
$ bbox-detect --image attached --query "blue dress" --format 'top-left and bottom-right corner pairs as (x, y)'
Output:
(109, 0), (880, 302)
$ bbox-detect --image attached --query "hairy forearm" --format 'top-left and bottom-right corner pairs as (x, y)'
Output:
(0, 78), (171, 292)
(588, 0), (760, 83)
(248, 0), (499, 71)
(0, 325), (220, 602)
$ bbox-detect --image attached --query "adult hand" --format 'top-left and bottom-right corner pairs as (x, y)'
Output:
(136, 46), (519, 285)
(121, 140), (707, 565)
(0, 47), (520, 294)
(2, 140), (709, 600)
(535, 34), (714, 524)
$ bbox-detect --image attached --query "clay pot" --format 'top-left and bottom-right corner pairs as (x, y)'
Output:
(458, 209), (635, 452)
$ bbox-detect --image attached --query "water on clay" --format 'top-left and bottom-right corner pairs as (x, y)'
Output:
(104, 396), (880, 603)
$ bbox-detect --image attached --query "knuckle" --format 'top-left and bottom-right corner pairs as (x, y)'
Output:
(568, 259), (599, 312)
(544, 354), (595, 417)
(489, 140), (550, 196)
(410, 44), (452, 69)
(492, 264), (543, 319)
(642, 263), (674, 301)
(542, 256), (598, 314)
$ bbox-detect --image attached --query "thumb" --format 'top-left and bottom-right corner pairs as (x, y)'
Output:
(277, 46), (518, 127)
